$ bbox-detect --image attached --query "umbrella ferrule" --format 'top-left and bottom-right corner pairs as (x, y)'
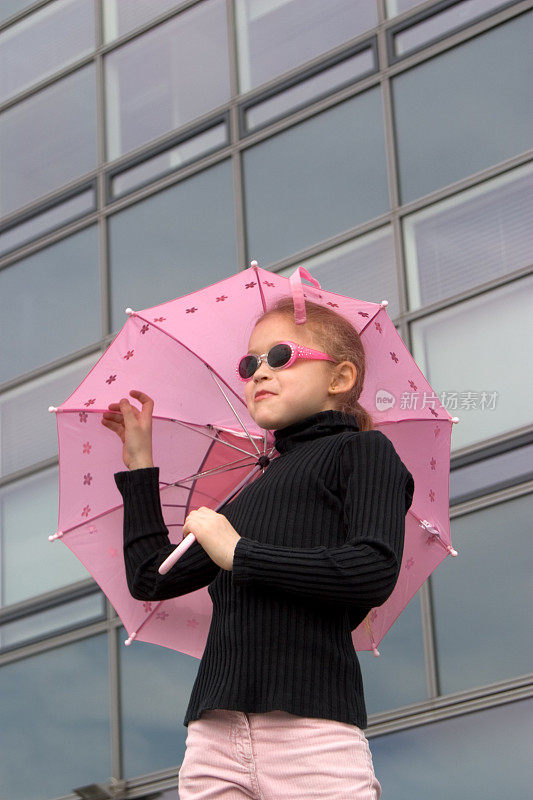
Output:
(419, 520), (458, 556)
(48, 530), (63, 541)
(125, 632), (138, 646)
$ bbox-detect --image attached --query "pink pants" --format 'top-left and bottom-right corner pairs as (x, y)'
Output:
(178, 709), (382, 800)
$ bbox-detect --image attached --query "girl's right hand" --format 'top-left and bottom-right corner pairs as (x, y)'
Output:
(101, 389), (155, 471)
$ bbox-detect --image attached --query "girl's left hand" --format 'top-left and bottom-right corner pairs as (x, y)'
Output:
(182, 507), (241, 571)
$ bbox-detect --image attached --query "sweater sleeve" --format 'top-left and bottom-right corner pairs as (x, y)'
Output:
(114, 466), (220, 601)
(231, 431), (414, 611)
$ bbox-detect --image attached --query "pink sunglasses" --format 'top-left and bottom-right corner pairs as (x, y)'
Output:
(237, 340), (335, 381)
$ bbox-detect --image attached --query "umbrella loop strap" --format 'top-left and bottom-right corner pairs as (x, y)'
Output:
(419, 520), (458, 556)
(289, 267), (322, 325)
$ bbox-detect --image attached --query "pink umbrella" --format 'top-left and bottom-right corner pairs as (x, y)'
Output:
(48, 261), (458, 659)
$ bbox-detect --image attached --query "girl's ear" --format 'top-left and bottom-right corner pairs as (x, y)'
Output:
(330, 361), (357, 393)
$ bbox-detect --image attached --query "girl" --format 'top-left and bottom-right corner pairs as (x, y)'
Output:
(103, 295), (414, 800)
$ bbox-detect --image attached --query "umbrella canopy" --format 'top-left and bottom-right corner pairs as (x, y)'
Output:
(48, 261), (457, 658)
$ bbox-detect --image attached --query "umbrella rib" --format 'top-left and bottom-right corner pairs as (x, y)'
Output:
(164, 417), (268, 458)
(54, 459), (259, 538)
(207, 368), (262, 456)
(163, 456), (263, 486)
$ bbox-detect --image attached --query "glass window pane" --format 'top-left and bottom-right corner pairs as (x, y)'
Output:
(111, 122), (228, 198)
(386, 0), (424, 17)
(0, 189), (95, 257)
(0, 592), (104, 650)
(1, 467), (91, 607)
(450, 442), (533, 505)
(0, 634), (110, 800)
(394, 0), (514, 57)
(371, 698), (533, 800)
(0, 352), (99, 477)
(0, 64), (97, 219)
(105, 0), (229, 161)
(277, 226), (401, 320)
(404, 163), (533, 310)
(410, 275), (533, 451)
(245, 47), (375, 132)
(243, 89), (389, 267)
(432, 494), (533, 693)
(118, 626), (198, 777)
(103, 0), (184, 42)
(0, 225), (100, 384)
(393, 12), (533, 203)
(0, 0), (94, 104)
(109, 160), (237, 331)
(359, 592), (427, 715)
(0, 1), (38, 25)
(235, 0), (377, 92)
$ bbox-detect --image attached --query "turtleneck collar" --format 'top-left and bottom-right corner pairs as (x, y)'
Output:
(273, 409), (359, 454)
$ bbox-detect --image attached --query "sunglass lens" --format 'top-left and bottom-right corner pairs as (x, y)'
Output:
(238, 355), (259, 379)
(268, 343), (292, 369)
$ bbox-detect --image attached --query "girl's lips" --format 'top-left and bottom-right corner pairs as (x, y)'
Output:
(255, 392), (275, 401)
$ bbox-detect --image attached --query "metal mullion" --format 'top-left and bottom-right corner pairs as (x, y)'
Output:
(382, 0), (533, 74)
(226, 0), (247, 270)
(0, 616), (111, 666)
(95, 0), (110, 344)
(379, 4), (442, 703)
(108, 616), (123, 783)
(367, 676), (533, 737)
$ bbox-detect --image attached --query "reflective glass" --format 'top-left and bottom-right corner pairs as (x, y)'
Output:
(103, 0), (183, 42)
(245, 48), (375, 132)
(111, 122), (228, 198)
(394, 0), (516, 57)
(0, 189), (95, 257)
(0, 0), (94, 104)
(0, 592), (104, 650)
(431, 494), (533, 693)
(404, 163), (533, 310)
(1, 466), (90, 607)
(386, 0), (423, 16)
(0, 64), (97, 219)
(109, 160), (237, 332)
(371, 698), (533, 799)
(105, 0), (229, 160)
(278, 226), (400, 320)
(235, 0), (377, 92)
(359, 592), (427, 715)
(410, 275), (533, 451)
(0, 225), (100, 384)
(0, 354), (99, 477)
(0, 634), (110, 800)
(0, 1), (38, 24)
(243, 89), (389, 267)
(393, 12), (533, 203)
(119, 627), (200, 776)
(450, 442), (533, 505)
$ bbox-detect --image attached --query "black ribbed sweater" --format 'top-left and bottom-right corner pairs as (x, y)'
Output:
(114, 410), (415, 729)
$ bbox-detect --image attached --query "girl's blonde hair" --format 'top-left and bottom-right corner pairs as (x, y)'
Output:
(253, 295), (375, 432)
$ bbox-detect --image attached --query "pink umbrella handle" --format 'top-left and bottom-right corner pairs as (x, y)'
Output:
(158, 532), (197, 574)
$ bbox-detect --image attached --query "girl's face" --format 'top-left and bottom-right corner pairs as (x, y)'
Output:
(244, 314), (339, 431)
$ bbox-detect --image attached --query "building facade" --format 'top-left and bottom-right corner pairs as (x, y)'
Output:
(0, 1), (532, 798)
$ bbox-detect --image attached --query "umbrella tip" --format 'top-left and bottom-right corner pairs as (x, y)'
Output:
(451, 416), (460, 423)
(125, 307), (135, 315)
(250, 260), (258, 268)
(48, 406), (58, 413)
(124, 631), (138, 646)
(48, 530), (63, 541)
(380, 300), (388, 307)
(372, 647), (380, 657)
